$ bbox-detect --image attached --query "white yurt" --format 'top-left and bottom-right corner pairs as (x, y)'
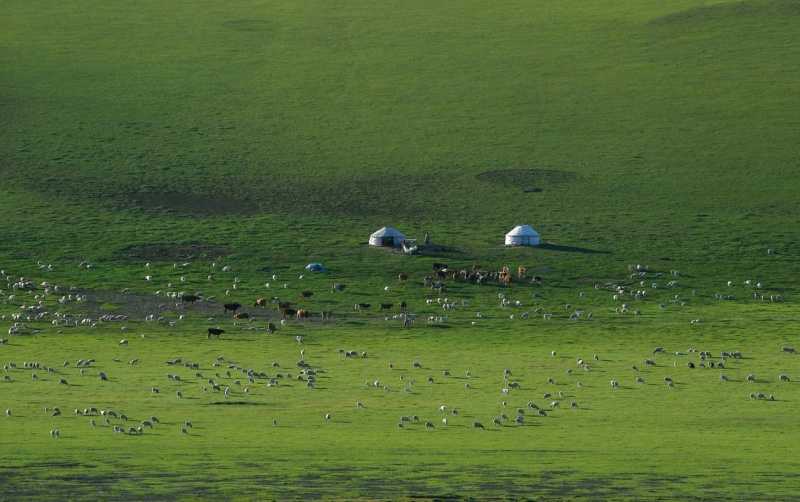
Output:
(505, 225), (541, 246)
(369, 226), (406, 247)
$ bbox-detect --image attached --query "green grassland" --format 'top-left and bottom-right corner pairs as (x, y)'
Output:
(2, 0), (800, 499)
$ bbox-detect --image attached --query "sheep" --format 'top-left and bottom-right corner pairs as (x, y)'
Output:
(4, 409), (10, 417)
(473, 421), (485, 429)
(610, 379), (619, 389)
(778, 374), (791, 382)
(324, 413), (331, 422)
(98, 372), (108, 381)
(746, 374), (756, 383)
(425, 421), (435, 430)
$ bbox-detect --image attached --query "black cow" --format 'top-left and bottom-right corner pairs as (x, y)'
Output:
(224, 303), (241, 314)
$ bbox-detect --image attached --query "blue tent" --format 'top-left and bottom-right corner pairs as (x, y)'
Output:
(305, 262), (326, 272)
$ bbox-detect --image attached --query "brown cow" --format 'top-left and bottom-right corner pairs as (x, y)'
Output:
(296, 309), (310, 320)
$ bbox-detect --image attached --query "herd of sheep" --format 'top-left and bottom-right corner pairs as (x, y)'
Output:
(0, 258), (796, 442)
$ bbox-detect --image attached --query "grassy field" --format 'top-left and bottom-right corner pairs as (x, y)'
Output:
(2, 0), (800, 499)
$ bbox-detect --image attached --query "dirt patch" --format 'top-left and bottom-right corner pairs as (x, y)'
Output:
(476, 168), (578, 192)
(75, 289), (218, 319)
(116, 242), (230, 262)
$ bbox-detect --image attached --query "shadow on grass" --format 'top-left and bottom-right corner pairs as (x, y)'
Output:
(538, 243), (611, 255)
(206, 401), (271, 406)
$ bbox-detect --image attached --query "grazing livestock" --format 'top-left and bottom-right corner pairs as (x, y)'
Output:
(181, 294), (200, 304)
(207, 328), (225, 339)
(223, 303), (241, 314)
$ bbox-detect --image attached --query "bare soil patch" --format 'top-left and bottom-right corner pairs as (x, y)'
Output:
(116, 242), (230, 262)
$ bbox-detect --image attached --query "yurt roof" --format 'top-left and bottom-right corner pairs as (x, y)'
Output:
(370, 226), (405, 238)
(506, 224), (539, 237)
